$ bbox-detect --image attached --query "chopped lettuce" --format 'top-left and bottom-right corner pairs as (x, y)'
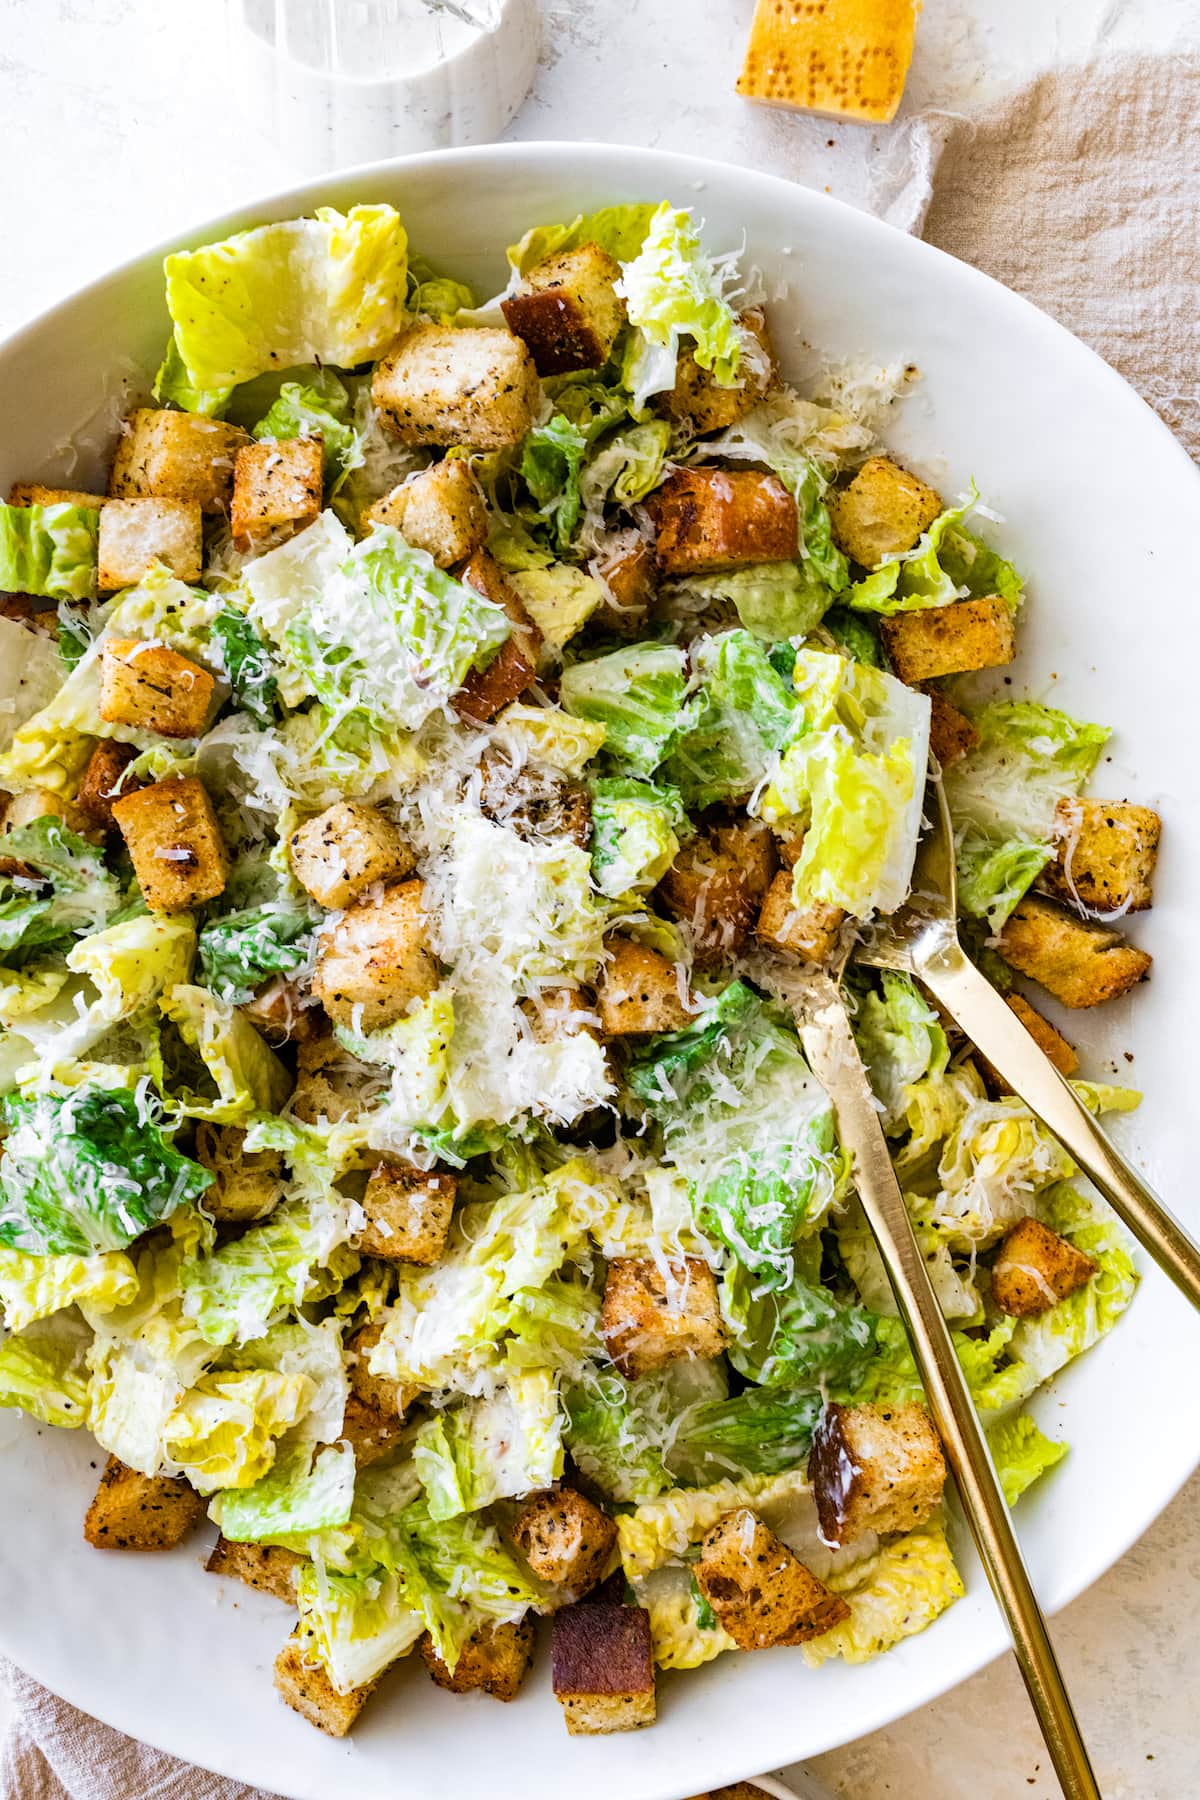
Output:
(163, 1365), (312, 1493)
(1009, 1184), (1137, 1383)
(848, 489), (1024, 611)
(210, 607), (279, 728)
(723, 1262), (877, 1390)
(800, 1519), (964, 1665)
(159, 984), (291, 1123)
(564, 1369), (672, 1503)
(666, 560), (832, 645)
(617, 204), (746, 409)
(559, 643), (686, 776)
(507, 203), (659, 275)
(662, 628), (803, 809)
(0, 501), (99, 602)
(414, 1368), (564, 1519)
(295, 1563), (423, 1693)
(590, 777), (687, 898)
(617, 1467), (813, 1580)
(197, 905), (313, 1004)
(853, 971), (950, 1133)
(0, 1245), (139, 1331)
(494, 702), (607, 777)
(253, 370), (360, 483)
(667, 1384), (822, 1484)
(0, 1321), (91, 1428)
(507, 564), (604, 659)
(67, 913), (195, 1021)
(987, 1412), (1068, 1506)
(521, 411), (590, 552)
(209, 1439), (356, 1542)
(0, 815), (121, 955)
(0, 618), (64, 755)
(179, 1199), (360, 1348)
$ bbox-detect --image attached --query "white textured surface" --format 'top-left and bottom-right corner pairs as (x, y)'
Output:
(1, 4), (1198, 1797)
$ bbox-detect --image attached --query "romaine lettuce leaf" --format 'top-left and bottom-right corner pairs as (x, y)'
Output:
(0, 501), (99, 602)
(662, 627), (803, 809)
(520, 411), (589, 551)
(507, 564), (604, 658)
(253, 370), (360, 483)
(853, 971), (950, 1133)
(986, 1412), (1068, 1506)
(0, 1320), (91, 1428)
(414, 1368), (563, 1520)
(559, 643), (686, 776)
(163, 1365), (312, 1493)
(847, 489), (1024, 612)
(179, 1199), (360, 1348)
(564, 1369), (672, 1503)
(723, 1262), (877, 1389)
(590, 777), (687, 898)
(0, 1245), (139, 1331)
(1009, 1184), (1137, 1383)
(197, 905), (313, 1005)
(210, 606), (279, 728)
(800, 1519), (964, 1665)
(295, 1563), (423, 1693)
(494, 702), (607, 777)
(209, 1439), (356, 1542)
(617, 205), (746, 408)
(0, 815), (121, 954)
(667, 1384), (822, 1484)
(160, 984), (291, 1123)
(508, 203), (659, 275)
(66, 913), (195, 1021)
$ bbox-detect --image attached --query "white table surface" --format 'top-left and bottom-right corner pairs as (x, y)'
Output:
(1, 2), (1198, 1795)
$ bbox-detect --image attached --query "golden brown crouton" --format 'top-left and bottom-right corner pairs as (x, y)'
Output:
(206, 1535), (303, 1602)
(828, 456), (942, 568)
(73, 739), (139, 832)
(97, 498), (203, 591)
(501, 242), (626, 377)
(659, 828), (762, 966)
(921, 684), (980, 769)
(992, 1216), (1097, 1318)
(478, 749), (591, 849)
(552, 1601), (656, 1736)
(194, 1122), (285, 1223)
(696, 1508), (850, 1649)
(231, 437), (323, 547)
(290, 1028), (377, 1125)
(589, 531), (658, 636)
(756, 869), (845, 965)
(976, 993), (1079, 1098)
(656, 308), (776, 434)
(358, 1161), (456, 1265)
(345, 1319), (421, 1419)
(772, 820), (807, 868)
(372, 323), (540, 450)
(996, 893), (1151, 1009)
(709, 816), (778, 897)
(289, 800), (414, 911)
(111, 776), (228, 912)
(646, 466), (799, 576)
(99, 638), (215, 739)
(513, 1487), (618, 1596)
(420, 1618), (536, 1700)
(368, 459), (489, 567)
(1041, 797), (1162, 915)
(109, 409), (249, 512)
(881, 596), (1016, 684)
(312, 879), (438, 1030)
(240, 977), (317, 1047)
(83, 1456), (205, 1551)
(688, 1787), (779, 1800)
(274, 1631), (380, 1737)
(453, 550), (541, 723)
(9, 482), (107, 510)
(595, 938), (690, 1036)
(602, 1256), (727, 1379)
(809, 1402), (947, 1548)
(338, 1393), (407, 1468)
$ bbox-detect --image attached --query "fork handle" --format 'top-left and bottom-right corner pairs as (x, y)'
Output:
(914, 938), (1200, 1310)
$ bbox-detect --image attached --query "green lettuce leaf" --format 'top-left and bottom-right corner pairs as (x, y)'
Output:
(564, 1369), (672, 1502)
(0, 815), (121, 957)
(667, 1384), (822, 1484)
(0, 502), (99, 602)
(589, 777), (687, 898)
(853, 971), (950, 1133)
(0, 1320), (91, 1427)
(160, 984), (291, 1123)
(66, 913), (196, 1022)
(294, 1564), (423, 1693)
(661, 627), (803, 809)
(210, 606), (279, 728)
(197, 905), (313, 1005)
(152, 335), (234, 415)
(847, 489), (1024, 612)
(986, 1412), (1068, 1506)
(800, 1519), (964, 1666)
(666, 559), (833, 644)
(408, 252), (477, 321)
(414, 1367), (564, 1520)
(507, 203), (659, 275)
(253, 370), (360, 483)
(723, 1262), (877, 1389)
(162, 1365), (312, 1493)
(0, 1245), (138, 1331)
(179, 1199), (360, 1348)
(559, 643), (686, 776)
(1009, 1184), (1137, 1383)
(520, 411), (589, 551)
(618, 205), (746, 407)
(209, 1439), (356, 1542)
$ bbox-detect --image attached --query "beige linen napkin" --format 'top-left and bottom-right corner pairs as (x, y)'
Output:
(3, 50), (1197, 1800)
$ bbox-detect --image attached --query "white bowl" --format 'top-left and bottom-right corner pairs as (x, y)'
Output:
(1, 142), (1196, 1800)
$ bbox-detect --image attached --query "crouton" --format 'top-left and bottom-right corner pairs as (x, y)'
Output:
(695, 1508), (850, 1649)
(345, 1319), (421, 1419)
(97, 498), (203, 591)
(230, 436), (323, 547)
(453, 550), (542, 722)
(240, 977), (317, 1047)
(772, 820), (806, 868)
(595, 937), (690, 1036)
(552, 1601), (656, 1736)
(9, 482), (108, 510)
(339, 1393), (407, 1469)
(645, 467), (799, 575)
(289, 800), (414, 911)
(501, 242), (626, 377)
(1041, 797), (1162, 915)
(312, 879), (438, 1030)
(0, 788), (93, 874)
(194, 1122), (284, 1223)
(659, 828), (762, 965)
(520, 984), (601, 1046)
(996, 893), (1151, 1008)
(83, 1456), (205, 1551)
(828, 456), (942, 568)
(977, 993), (1079, 1098)
(513, 1487), (618, 1596)
(372, 323), (540, 450)
(290, 1029), (377, 1125)
(656, 308), (776, 434)
(368, 458), (489, 567)
(808, 1402), (946, 1548)
(111, 776), (228, 911)
(109, 409), (248, 512)
(590, 531), (658, 636)
(73, 739), (139, 832)
(99, 638), (215, 739)
(420, 1618), (536, 1700)
(358, 1160), (456, 1266)
(756, 869), (845, 965)
(881, 596), (1015, 684)
(274, 1631), (379, 1737)
(206, 1536), (303, 1602)
(602, 1256), (727, 1378)
(479, 750), (591, 848)
(710, 817), (778, 897)
(922, 684), (979, 769)
(992, 1216), (1098, 1318)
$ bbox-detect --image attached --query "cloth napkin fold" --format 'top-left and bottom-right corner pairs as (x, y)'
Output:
(4, 46), (1197, 1800)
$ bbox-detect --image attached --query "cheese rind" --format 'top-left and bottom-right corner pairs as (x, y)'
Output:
(736, 0), (918, 125)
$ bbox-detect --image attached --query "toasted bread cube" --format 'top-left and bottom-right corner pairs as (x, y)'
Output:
(240, 977), (317, 1047)
(368, 459), (489, 567)
(290, 1028), (374, 1125)
(602, 1256), (727, 1378)
(74, 739), (139, 832)
(312, 879), (438, 1031)
(513, 1487), (618, 1596)
(9, 482), (108, 509)
(453, 550), (542, 722)
(289, 800), (414, 911)
(1041, 798), (1162, 915)
(346, 1319), (421, 1419)
(359, 1160), (456, 1265)
(809, 1402), (946, 1548)
(372, 323), (540, 450)
(590, 531), (658, 636)
(552, 1601), (656, 1736)
(501, 242), (626, 377)
(479, 750), (591, 849)
(109, 409), (248, 511)
(977, 993), (1079, 1098)
(194, 1122), (284, 1223)
(881, 596), (1015, 684)
(231, 437), (323, 546)
(274, 1631), (379, 1737)
(84, 1455), (205, 1551)
(756, 870), (845, 965)
(99, 637), (215, 739)
(772, 820), (806, 868)
(97, 498), (203, 591)
(206, 1535), (303, 1602)
(596, 938), (690, 1036)
(656, 308), (776, 434)
(828, 456), (941, 568)
(922, 684), (980, 768)
(339, 1393), (407, 1468)
(659, 829), (760, 966)
(646, 466), (799, 575)
(997, 893), (1151, 1008)
(696, 1508), (850, 1649)
(520, 984), (601, 1047)
(992, 1215), (1097, 1318)
(112, 776), (228, 911)
(710, 817), (777, 898)
(420, 1617), (536, 1700)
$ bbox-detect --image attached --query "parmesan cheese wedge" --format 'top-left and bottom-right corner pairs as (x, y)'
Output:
(736, 0), (919, 124)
